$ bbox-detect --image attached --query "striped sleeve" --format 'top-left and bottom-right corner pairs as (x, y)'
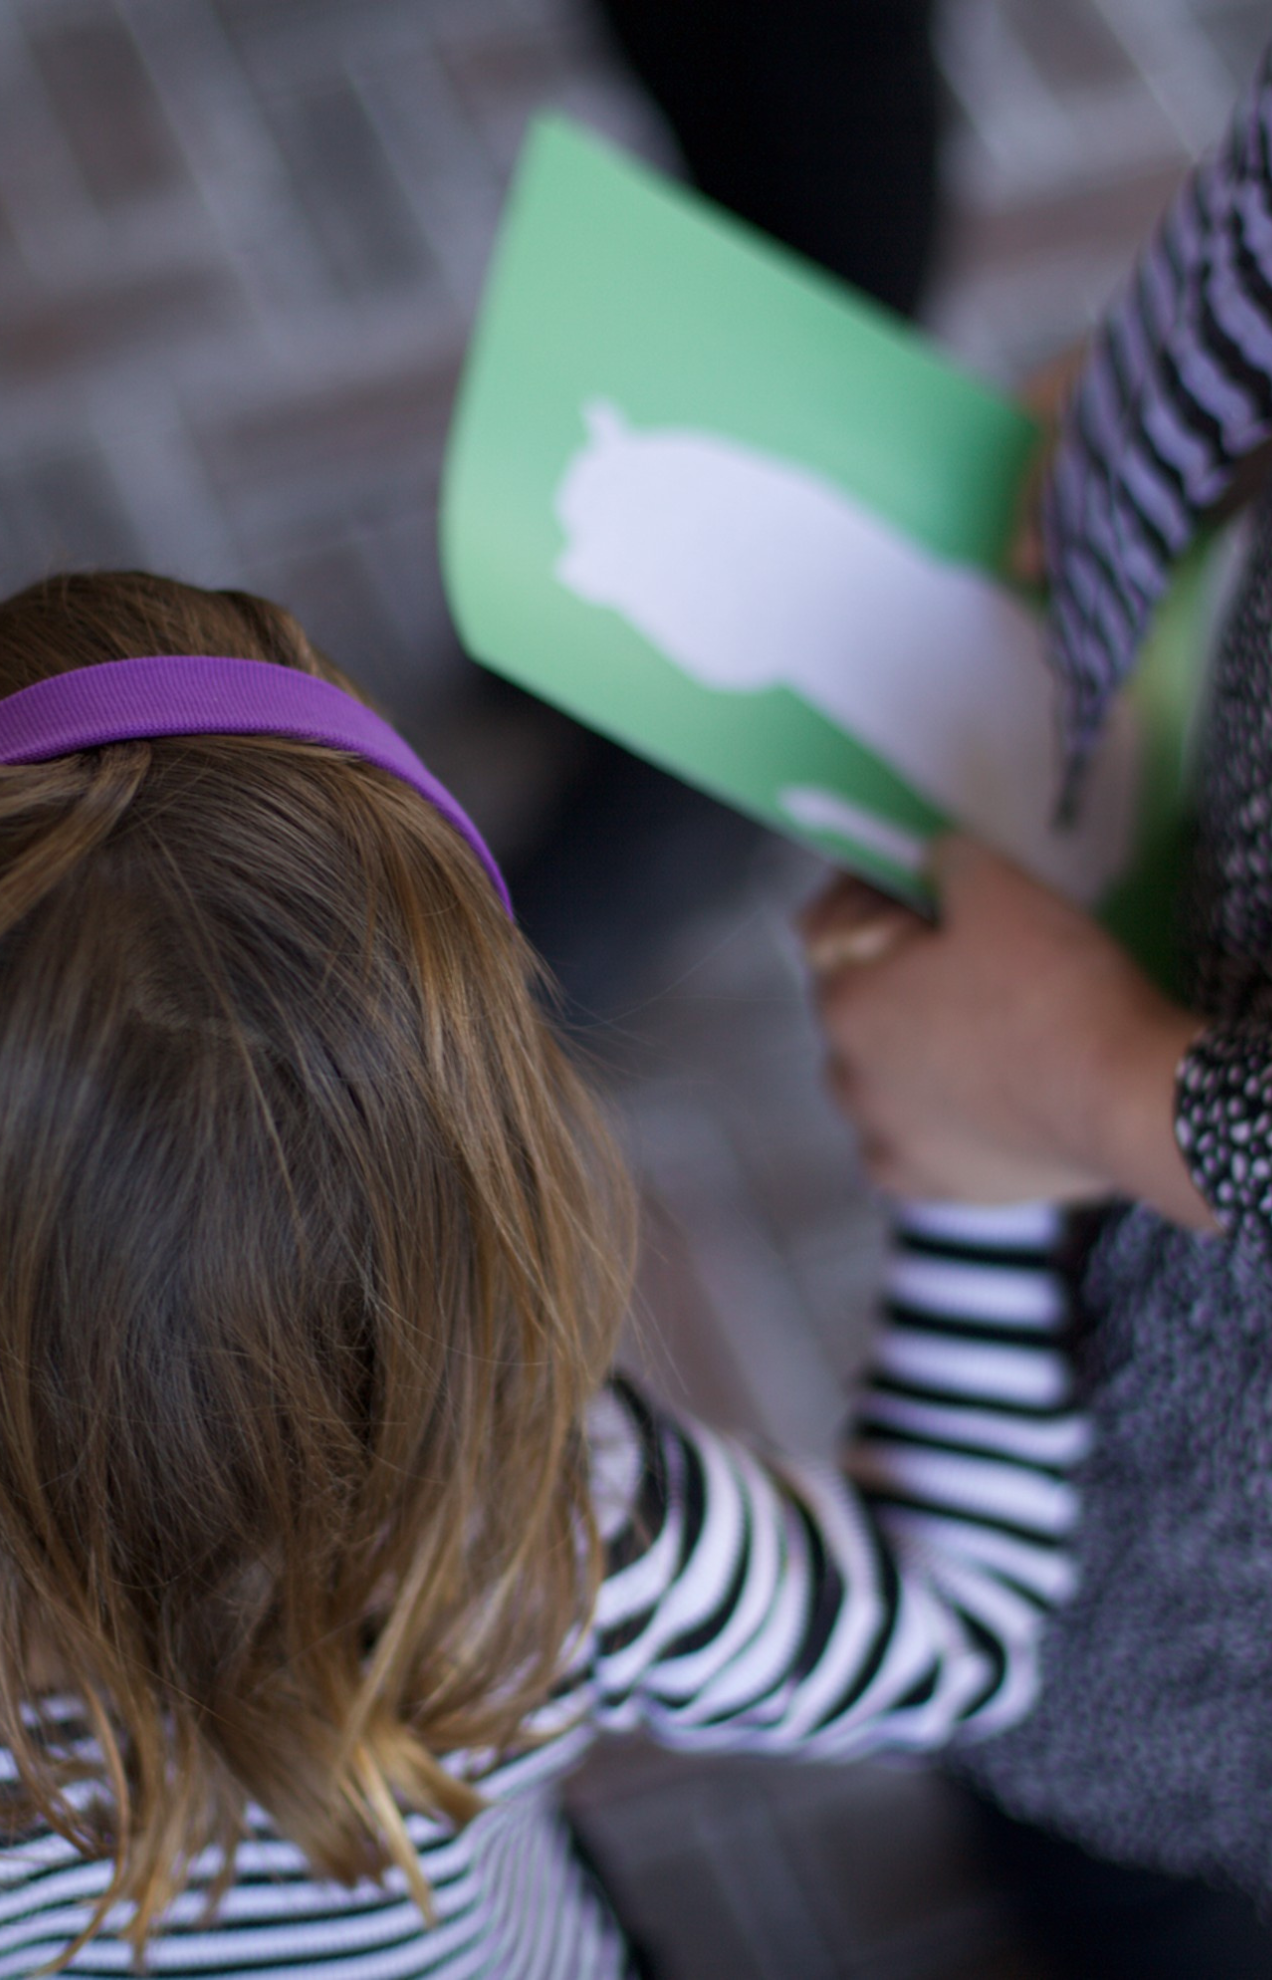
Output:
(585, 1199), (1088, 1758)
(1043, 39), (1272, 773)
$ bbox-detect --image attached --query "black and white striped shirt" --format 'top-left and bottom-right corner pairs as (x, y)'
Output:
(0, 1202), (1085, 1976)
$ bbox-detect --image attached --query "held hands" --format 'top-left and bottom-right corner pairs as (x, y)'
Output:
(799, 346), (1218, 1228)
(799, 836), (1219, 1232)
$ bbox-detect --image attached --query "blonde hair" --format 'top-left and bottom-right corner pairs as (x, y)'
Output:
(0, 571), (635, 1969)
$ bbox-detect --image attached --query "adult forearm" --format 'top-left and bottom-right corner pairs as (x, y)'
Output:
(802, 837), (1220, 1233)
(1074, 990), (1217, 1231)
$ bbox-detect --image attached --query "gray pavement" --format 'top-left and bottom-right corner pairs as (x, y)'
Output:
(2, 2), (1270, 1974)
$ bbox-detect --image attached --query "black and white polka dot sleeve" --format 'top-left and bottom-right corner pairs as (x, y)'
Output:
(1176, 1025), (1272, 1223)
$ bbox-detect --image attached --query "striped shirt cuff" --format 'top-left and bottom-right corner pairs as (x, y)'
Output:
(846, 1201), (1088, 1609)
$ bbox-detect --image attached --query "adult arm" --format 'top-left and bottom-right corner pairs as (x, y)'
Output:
(1033, 43), (1272, 1236)
(801, 57), (1272, 1239)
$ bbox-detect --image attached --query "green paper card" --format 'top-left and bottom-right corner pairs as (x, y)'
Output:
(441, 117), (1203, 928)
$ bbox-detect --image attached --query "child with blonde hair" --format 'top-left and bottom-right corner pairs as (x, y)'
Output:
(0, 569), (1084, 1977)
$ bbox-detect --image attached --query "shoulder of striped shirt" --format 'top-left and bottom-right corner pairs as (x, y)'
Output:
(0, 1238), (1086, 1890)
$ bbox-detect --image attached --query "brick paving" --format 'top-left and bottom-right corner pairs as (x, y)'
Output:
(2, 2), (1270, 1974)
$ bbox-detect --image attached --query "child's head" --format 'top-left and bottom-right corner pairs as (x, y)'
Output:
(0, 571), (633, 1959)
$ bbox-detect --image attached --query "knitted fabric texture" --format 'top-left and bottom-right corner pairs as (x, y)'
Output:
(955, 501), (1272, 1899)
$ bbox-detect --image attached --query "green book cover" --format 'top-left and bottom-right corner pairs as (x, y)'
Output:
(441, 116), (1203, 952)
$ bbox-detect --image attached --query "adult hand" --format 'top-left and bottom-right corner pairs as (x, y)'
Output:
(799, 836), (1219, 1231)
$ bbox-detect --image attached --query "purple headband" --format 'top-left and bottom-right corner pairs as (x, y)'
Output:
(0, 656), (511, 914)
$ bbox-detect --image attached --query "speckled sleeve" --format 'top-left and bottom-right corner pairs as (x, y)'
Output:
(1175, 1024), (1272, 1223)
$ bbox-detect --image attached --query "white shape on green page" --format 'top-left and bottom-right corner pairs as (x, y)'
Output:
(777, 787), (929, 873)
(554, 400), (1140, 902)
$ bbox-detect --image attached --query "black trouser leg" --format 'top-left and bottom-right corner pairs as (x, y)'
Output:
(960, 1787), (1272, 1980)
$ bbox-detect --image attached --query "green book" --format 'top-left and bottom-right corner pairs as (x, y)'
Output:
(441, 117), (1203, 968)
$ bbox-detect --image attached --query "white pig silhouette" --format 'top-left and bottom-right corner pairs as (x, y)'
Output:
(553, 401), (1137, 899)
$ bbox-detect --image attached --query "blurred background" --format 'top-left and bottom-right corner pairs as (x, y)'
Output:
(0, 1), (1266, 1974)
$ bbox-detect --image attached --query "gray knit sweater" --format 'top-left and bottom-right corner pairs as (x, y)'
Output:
(956, 48), (1272, 1898)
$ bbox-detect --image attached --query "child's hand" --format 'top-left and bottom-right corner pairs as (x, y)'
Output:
(1008, 340), (1088, 587)
(799, 835), (1218, 1230)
